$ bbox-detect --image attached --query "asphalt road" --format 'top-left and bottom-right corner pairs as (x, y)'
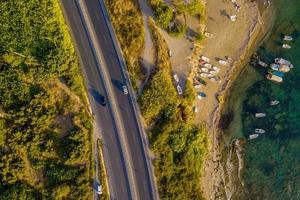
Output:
(60, 0), (157, 199)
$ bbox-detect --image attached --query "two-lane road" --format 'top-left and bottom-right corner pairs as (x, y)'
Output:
(60, 0), (157, 199)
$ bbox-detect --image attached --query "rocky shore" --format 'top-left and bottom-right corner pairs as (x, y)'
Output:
(199, 0), (275, 199)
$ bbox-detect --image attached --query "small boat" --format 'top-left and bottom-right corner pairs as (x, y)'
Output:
(194, 84), (202, 89)
(212, 66), (220, 72)
(266, 73), (283, 83)
(275, 58), (292, 66)
(210, 70), (219, 75)
(258, 60), (268, 67)
(204, 32), (214, 38)
(282, 44), (291, 49)
(270, 100), (280, 106)
(255, 129), (266, 134)
(270, 63), (280, 71)
(192, 106), (198, 113)
(255, 113), (266, 117)
(177, 85), (183, 95)
(283, 35), (293, 41)
(272, 71), (284, 77)
(199, 60), (206, 65)
(201, 68), (209, 73)
(209, 77), (217, 82)
(207, 74), (214, 78)
(218, 60), (228, 66)
(200, 73), (210, 78)
(197, 92), (206, 99)
(249, 134), (259, 140)
(204, 63), (213, 69)
(201, 56), (210, 63)
(173, 73), (179, 82)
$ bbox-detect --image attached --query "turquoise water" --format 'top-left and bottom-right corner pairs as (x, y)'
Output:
(229, 0), (300, 199)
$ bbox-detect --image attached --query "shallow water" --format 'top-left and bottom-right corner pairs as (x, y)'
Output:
(227, 0), (300, 199)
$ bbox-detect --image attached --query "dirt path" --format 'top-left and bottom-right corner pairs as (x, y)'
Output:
(137, 0), (155, 95)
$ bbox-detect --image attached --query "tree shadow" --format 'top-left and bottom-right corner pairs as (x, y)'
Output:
(220, 9), (230, 19)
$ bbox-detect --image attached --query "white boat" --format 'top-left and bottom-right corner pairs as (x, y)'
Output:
(207, 74), (214, 78)
(194, 84), (202, 89)
(177, 85), (182, 95)
(218, 60), (228, 66)
(282, 44), (291, 49)
(249, 134), (259, 140)
(255, 113), (266, 117)
(255, 129), (266, 134)
(258, 60), (268, 67)
(210, 70), (219, 75)
(201, 67), (209, 73)
(283, 35), (293, 41)
(201, 56), (210, 63)
(209, 77), (217, 82)
(212, 66), (220, 72)
(270, 63), (280, 71)
(192, 106), (198, 113)
(200, 73), (210, 78)
(270, 100), (280, 106)
(275, 58), (291, 66)
(204, 32), (214, 38)
(173, 73), (179, 82)
(204, 63), (213, 69)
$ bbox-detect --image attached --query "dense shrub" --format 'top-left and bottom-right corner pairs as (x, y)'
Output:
(139, 18), (208, 200)
(0, 0), (92, 198)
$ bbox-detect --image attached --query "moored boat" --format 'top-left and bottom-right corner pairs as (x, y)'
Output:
(255, 129), (266, 134)
(249, 134), (259, 140)
(200, 73), (210, 78)
(282, 44), (291, 49)
(283, 35), (293, 41)
(270, 100), (280, 106)
(255, 113), (266, 117)
(258, 60), (268, 67)
(266, 73), (283, 83)
(218, 60), (228, 66)
(201, 67), (209, 73)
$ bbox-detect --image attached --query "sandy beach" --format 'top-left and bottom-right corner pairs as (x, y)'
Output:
(196, 0), (275, 199)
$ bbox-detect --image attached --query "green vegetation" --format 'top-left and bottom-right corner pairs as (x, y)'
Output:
(173, 0), (206, 18)
(139, 18), (208, 199)
(104, 0), (145, 89)
(149, 0), (187, 36)
(149, 0), (205, 37)
(0, 0), (92, 199)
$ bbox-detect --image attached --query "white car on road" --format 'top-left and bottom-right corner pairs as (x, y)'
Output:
(122, 85), (128, 95)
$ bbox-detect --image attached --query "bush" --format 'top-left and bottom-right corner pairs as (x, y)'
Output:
(0, 0), (92, 198)
(140, 18), (208, 199)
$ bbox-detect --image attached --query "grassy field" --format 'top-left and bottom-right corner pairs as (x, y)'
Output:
(138, 19), (208, 200)
(0, 0), (92, 199)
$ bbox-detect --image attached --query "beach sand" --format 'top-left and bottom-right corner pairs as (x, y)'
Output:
(196, 0), (274, 199)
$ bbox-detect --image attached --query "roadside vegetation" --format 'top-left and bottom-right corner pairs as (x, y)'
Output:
(0, 0), (92, 199)
(104, 0), (145, 89)
(138, 18), (208, 199)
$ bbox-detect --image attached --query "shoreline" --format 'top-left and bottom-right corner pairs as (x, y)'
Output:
(199, 0), (276, 199)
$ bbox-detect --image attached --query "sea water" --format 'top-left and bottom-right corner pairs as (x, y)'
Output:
(227, 0), (300, 199)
